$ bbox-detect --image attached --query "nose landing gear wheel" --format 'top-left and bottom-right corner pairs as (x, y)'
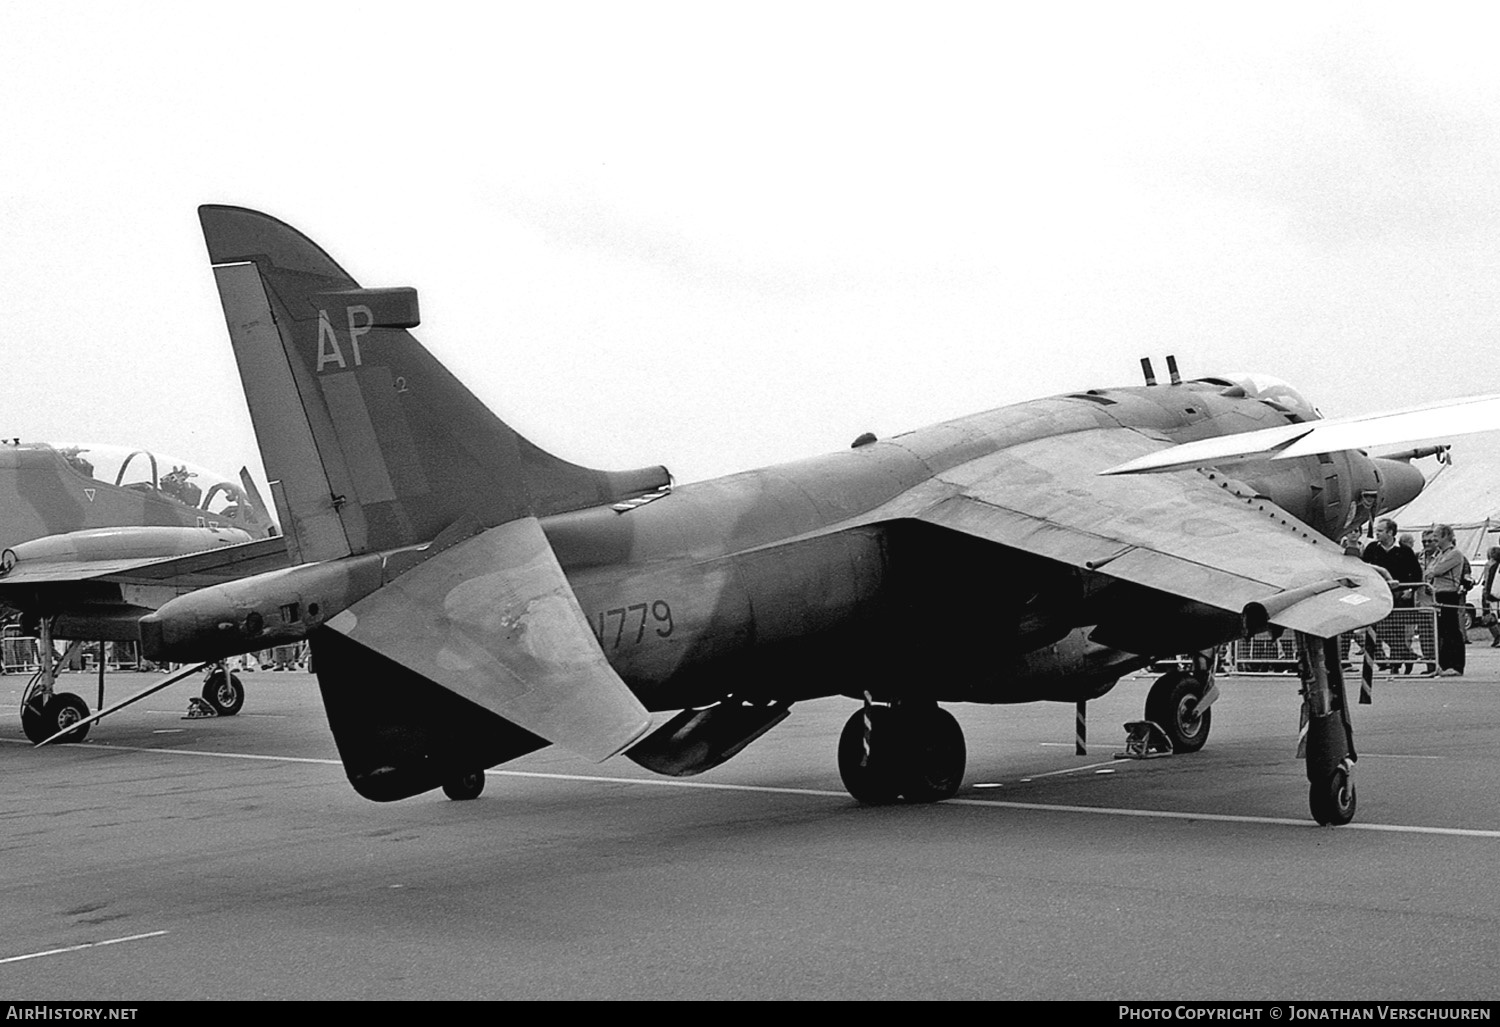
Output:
(1309, 764), (1356, 826)
(201, 670), (245, 717)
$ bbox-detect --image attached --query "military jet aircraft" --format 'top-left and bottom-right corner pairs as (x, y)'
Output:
(135, 205), (1497, 825)
(0, 440), (286, 741)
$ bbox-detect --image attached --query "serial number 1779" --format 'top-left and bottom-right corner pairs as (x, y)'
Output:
(591, 600), (674, 649)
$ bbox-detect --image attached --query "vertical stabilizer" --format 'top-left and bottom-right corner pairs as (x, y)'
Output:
(199, 205), (669, 562)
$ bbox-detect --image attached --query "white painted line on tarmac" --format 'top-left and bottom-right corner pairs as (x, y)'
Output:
(0, 930), (168, 965)
(5, 739), (1498, 838)
(489, 770), (1500, 836)
(1017, 759), (1130, 780)
(944, 799), (1500, 838)
(0, 737), (341, 765)
(495, 768), (852, 798)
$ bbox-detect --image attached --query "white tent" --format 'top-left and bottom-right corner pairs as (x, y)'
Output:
(1386, 429), (1500, 563)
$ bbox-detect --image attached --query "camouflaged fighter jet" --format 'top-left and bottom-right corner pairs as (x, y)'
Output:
(0, 441), (286, 741)
(136, 205), (1500, 825)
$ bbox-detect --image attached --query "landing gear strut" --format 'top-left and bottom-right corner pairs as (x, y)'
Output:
(837, 700), (966, 804)
(18, 620), (91, 744)
(1297, 632), (1357, 826)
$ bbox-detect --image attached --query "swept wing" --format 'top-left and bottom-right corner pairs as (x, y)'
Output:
(859, 427), (1391, 638)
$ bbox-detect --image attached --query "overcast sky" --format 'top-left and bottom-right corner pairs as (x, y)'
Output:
(3, 3), (1499, 507)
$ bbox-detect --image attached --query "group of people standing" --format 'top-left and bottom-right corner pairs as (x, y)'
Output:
(1359, 518), (1500, 677)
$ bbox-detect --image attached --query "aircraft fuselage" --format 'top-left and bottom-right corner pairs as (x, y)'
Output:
(546, 379), (1417, 710)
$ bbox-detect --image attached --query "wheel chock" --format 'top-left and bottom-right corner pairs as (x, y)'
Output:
(1116, 720), (1173, 759)
(183, 697), (219, 719)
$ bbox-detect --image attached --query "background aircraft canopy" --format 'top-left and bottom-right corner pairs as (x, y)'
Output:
(42, 442), (252, 517)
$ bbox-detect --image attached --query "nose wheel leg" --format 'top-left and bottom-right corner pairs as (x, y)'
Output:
(1297, 632), (1358, 826)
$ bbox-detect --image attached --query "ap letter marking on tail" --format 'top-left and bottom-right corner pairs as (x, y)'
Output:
(316, 305), (375, 372)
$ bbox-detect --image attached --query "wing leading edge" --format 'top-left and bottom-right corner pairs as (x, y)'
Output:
(0, 533), (289, 589)
(1101, 392), (1500, 475)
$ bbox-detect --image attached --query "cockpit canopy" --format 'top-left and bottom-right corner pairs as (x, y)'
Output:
(41, 443), (252, 517)
(1196, 373), (1322, 423)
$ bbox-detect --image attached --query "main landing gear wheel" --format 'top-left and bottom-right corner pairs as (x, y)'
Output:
(837, 704), (966, 805)
(25, 693), (92, 744)
(1145, 671), (1211, 754)
(1309, 762), (1356, 826)
(201, 670), (245, 717)
(442, 770), (485, 801)
(20, 700), (49, 744)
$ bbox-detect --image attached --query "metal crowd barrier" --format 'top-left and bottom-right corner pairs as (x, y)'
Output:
(2, 635), (41, 674)
(1229, 607), (1442, 676)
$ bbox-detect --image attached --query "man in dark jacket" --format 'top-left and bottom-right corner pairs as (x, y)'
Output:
(1363, 518), (1424, 672)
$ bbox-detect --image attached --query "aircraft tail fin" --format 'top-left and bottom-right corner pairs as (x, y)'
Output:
(198, 205), (669, 564)
(197, 207), (654, 790)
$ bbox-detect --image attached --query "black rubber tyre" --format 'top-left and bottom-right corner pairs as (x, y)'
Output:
(42, 693), (91, 744)
(20, 700), (49, 744)
(1145, 671), (1211, 753)
(837, 706), (904, 804)
(442, 770), (485, 801)
(899, 706), (967, 803)
(1309, 765), (1356, 826)
(202, 670), (245, 717)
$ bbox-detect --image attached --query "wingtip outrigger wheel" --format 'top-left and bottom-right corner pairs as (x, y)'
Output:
(441, 770), (485, 801)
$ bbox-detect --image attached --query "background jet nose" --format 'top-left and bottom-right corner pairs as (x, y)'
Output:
(1374, 457), (1427, 512)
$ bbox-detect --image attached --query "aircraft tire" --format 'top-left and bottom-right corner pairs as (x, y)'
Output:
(837, 706), (904, 805)
(1309, 765), (1356, 826)
(1145, 671), (1211, 754)
(42, 693), (91, 744)
(898, 705), (966, 803)
(20, 701), (49, 744)
(442, 770), (485, 801)
(202, 671), (245, 717)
